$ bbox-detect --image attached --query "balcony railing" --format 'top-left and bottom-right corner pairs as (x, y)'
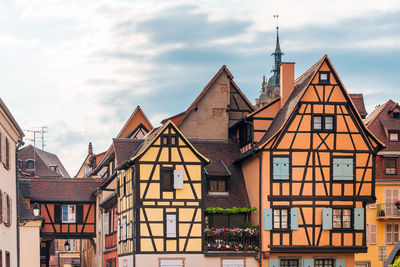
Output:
(377, 203), (400, 218)
(204, 228), (259, 252)
(105, 232), (117, 249)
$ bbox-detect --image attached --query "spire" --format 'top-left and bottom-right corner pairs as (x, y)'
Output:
(267, 14), (284, 88)
(273, 26), (282, 55)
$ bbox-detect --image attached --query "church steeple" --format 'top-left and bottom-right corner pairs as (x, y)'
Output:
(268, 16), (284, 88)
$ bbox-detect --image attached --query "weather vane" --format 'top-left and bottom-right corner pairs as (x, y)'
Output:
(273, 14), (279, 29)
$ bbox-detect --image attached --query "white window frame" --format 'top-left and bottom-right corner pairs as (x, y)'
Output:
(62, 205), (76, 223)
(122, 217), (127, 240)
(159, 259), (184, 267)
(222, 259), (245, 267)
(390, 133), (399, 141)
(385, 223), (399, 245)
(25, 159), (35, 170)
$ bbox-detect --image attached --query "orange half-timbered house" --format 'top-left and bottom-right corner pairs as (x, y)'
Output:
(236, 55), (384, 267)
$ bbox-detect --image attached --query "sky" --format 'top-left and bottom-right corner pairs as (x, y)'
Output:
(1, 0), (400, 176)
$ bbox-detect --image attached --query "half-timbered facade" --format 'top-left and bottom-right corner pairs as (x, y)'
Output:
(238, 56), (384, 266)
(116, 121), (209, 266)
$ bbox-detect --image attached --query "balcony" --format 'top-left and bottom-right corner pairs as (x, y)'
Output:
(105, 232), (117, 249)
(377, 203), (400, 219)
(204, 228), (259, 253)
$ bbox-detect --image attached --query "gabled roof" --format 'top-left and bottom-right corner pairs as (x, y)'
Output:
(18, 191), (44, 222)
(112, 138), (144, 167)
(30, 177), (102, 202)
(18, 145), (71, 178)
(116, 106), (153, 138)
(162, 65), (254, 126)
(0, 97), (24, 138)
(130, 121), (210, 163)
(365, 99), (400, 152)
(240, 55), (384, 159)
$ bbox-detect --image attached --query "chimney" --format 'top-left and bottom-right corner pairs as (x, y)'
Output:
(280, 62), (295, 108)
(88, 142), (93, 155)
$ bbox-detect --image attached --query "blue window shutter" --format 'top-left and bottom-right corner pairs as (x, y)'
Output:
(333, 158), (353, 180)
(336, 259), (346, 267)
(342, 159), (353, 180)
(273, 157), (289, 180)
(302, 259), (314, 267)
(62, 206), (68, 222)
(264, 209), (272, 230)
(354, 208), (364, 230)
(290, 208), (298, 230)
(268, 259), (279, 267)
(333, 158), (343, 180)
(322, 208), (332, 230)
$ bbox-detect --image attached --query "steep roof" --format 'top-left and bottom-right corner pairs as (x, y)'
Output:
(0, 97), (24, 138)
(18, 145), (71, 178)
(30, 177), (102, 202)
(18, 191), (44, 221)
(112, 138), (144, 167)
(349, 94), (368, 118)
(19, 178), (31, 198)
(365, 99), (400, 152)
(190, 138), (250, 208)
(161, 65), (254, 125)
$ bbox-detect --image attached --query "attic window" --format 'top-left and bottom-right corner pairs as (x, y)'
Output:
(390, 132), (399, 142)
(393, 112), (400, 119)
(49, 165), (58, 172)
(26, 160), (35, 170)
(319, 72), (329, 84)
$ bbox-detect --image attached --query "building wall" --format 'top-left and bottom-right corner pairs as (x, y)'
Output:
(0, 103), (22, 267)
(265, 253), (354, 267)
(135, 254), (258, 267)
(179, 71), (231, 140)
(118, 254), (133, 267)
(20, 220), (42, 267)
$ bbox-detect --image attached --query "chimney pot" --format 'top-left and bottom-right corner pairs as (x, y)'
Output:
(88, 142), (93, 155)
(280, 62), (295, 108)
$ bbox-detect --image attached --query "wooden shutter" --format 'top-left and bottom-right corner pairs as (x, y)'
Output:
(354, 208), (364, 230)
(54, 205), (61, 224)
(117, 219), (120, 242)
(0, 250), (2, 267)
(322, 208), (332, 230)
(371, 224), (377, 244)
(386, 224), (392, 244)
(290, 208), (298, 230)
(336, 259), (346, 267)
(103, 213), (109, 235)
(76, 205), (84, 224)
(0, 133), (2, 162)
(333, 158), (353, 180)
(6, 195), (10, 226)
(173, 170), (184, 189)
(302, 259), (314, 267)
(268, 259), (278, 267)
(5, 138), (9, 169)
(5, 251), (10, 267)
(2, 194), (7, 225)
(264, 209), (272, 230)
(0, 190), (2, 223)
(273, 157), (289, 180)
(166, 214), (177, 238)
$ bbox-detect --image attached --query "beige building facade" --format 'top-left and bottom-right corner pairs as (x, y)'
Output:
(0, 98), (24, 267)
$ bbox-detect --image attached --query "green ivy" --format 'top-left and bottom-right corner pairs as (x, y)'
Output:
(205, 206), (257, 214)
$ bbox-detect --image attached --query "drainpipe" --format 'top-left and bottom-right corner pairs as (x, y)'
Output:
(16, 139), (24, 267)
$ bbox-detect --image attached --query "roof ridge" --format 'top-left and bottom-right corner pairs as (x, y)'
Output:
(365, 100), (392, 125)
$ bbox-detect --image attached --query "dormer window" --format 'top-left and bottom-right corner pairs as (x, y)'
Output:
(390, 132), (399, 142)
(393, 112), (400, 119)
(49, 165), (58, 172)
(17, 160), (23, 170)
(26, 160), (35, 170)
(208, 179), (226, 192)
(238, 123), (252, 148)
(84, 165), (91, 175)
(319, 72), (330, 84)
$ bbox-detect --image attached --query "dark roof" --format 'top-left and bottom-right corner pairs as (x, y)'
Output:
(112, 138), (144, 167)
(161, 111), (186, 125)
(19, 178), (31, 198)
(18, 192), (44, 221)
(30, 177), (102, 202)
(18, 145), (71, 178)
(190, 138), (250, 208)
(366, 100), (400, 152)
(204, 160), (231, 177)
(349, 94), (368, 118)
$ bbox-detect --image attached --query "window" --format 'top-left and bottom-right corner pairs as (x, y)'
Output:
(393, 112), (400, 119)
(123, 260), (128, 267)
(280, 259), (299, 267)
(385, 159), (397, 175)
(208, 179), (226, 192)
(161, 167), (174, 191)
(319, 72), (330, 84)
(160, 259), (184, 267)
(26, 160), (35, 170)
(367, 224), (377, 245)
(67, 239), (76, 252)
(17, 160), (23, 170)
(355, 263), (369, 267)
(222, 259), (244, 267)
(239, 123), (252, 147)
(384, 188), (398, 216)
(123, 174), (127, 196)
(390, 132), (399, 141)
(332, 157), (354, 180)
(5, 251), (10, 267)
(315, 259), (334, 267)
(117, 219), (120, 242)
(272, 157), (290, 180)
(84, 165), (91, 175)
(332, 208), (351, 229)
(313, 115), (334, 131)
(62, 205), (76, 223)
(166, 213), (177, 238)
(2, 193), (11, 227)
(122, 217), (127, 241)
(103, 212), (109, 235)
(129, 222), (133, 238)
(385, 223), (399, 244)
(273, 209), (288, 229)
